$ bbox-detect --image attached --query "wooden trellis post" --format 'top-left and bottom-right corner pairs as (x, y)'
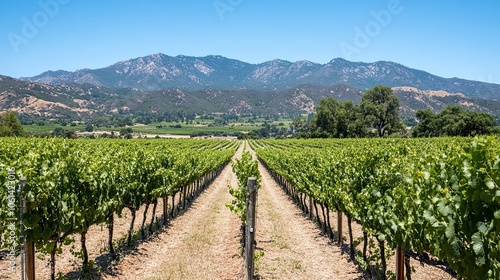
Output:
(396, 246), (404, 280)
(245, 177), (258, 280)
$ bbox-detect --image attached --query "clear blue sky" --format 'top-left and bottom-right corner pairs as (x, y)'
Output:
(1, 0), (499, 84)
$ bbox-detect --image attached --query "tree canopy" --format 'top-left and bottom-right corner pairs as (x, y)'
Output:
(311, 85), (402, 138)
(0, 111), (24, 137)
(360, 85), (403, 137)
(412, 105), (496, 137)
(311, 98), (366, 138)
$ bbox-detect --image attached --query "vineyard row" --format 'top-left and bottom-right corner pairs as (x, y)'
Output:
(252, 137), (500, 280)
(0, 138), (238, 279)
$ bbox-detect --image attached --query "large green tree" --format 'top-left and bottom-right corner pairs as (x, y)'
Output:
(412, 105), (495, 137)
(411, 109), (437, 137)
(313, 97), (340, 135)
(312, 98), (366, 138)
(0, 111), (24, 136)
(290, 116), (309, 134)
(360, 85), (402, 137)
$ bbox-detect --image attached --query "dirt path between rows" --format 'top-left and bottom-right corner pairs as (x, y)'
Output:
(104, 143), (246, 280)
(248, 144), (362, 280)
(107, 142), (364, 279)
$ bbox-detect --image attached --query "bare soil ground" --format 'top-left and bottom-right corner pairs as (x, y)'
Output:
(251, 147), (362, 280)
(104, 144), (245, 280)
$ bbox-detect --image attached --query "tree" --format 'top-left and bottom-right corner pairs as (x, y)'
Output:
(312, 98), (367, 138)
(360, 85), (402, 137)
(52, 127), (66, 137)
(344, 101), (367, 138)
(412, 105), (495, 137)
(462, 109), (495, 135)
(85, 122), (93, 132)
(411, 109), (437, 137)
(0, 111), (24, 136)
(64, 130), (77, 139)
(120, 128), (133, 138)
(290, 116), (309, 134)
(434, 105), (465, 136)
(313, 97), (340, 136)
(51, 128), (77, 138)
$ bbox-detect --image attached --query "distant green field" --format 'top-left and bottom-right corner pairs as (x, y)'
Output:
(22, 115), (294, 136)
(23, 124), (86, 134)
(131, 123), (260, 135)
(22, 122), (263, 136)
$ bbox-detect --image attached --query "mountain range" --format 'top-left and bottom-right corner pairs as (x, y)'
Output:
(22, 54), (500, 100)
(1, 54), (499, 121)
